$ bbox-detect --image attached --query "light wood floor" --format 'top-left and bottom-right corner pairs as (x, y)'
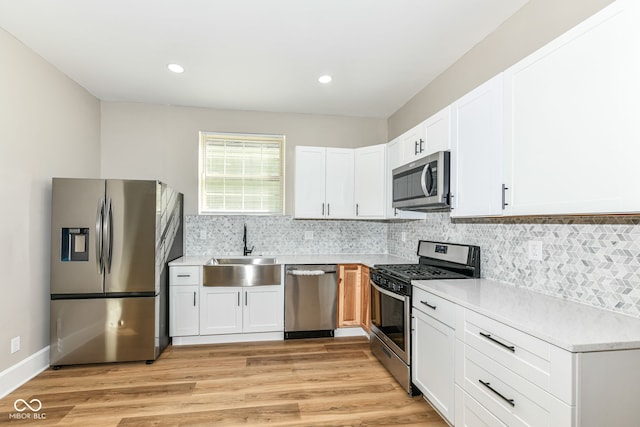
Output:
(0, 337), (447, 426)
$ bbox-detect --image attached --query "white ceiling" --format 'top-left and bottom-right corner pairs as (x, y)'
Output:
(0, 0), (528, 118)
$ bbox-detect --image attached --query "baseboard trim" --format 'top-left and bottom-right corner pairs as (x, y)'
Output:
(0, 346), (50, 399)
(172, 332), (284, 346)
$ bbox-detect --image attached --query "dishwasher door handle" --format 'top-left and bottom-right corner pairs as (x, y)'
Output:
(286, 270), (337, 276)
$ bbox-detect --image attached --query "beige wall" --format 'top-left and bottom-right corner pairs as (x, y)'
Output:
(388, 0), (615, 139)
(100, 103), (388, 215)
(0, 28), (100, 373)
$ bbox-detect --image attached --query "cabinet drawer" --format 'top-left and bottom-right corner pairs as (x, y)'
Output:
(412, 286), (456, 328)
(170, 266), (201, 285)
(463, 309), (573, 403)
(463, 345), (574, 426)
(455, 385), (507, 427)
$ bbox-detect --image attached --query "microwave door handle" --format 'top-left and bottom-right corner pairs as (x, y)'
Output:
(420, 164), (432, 196)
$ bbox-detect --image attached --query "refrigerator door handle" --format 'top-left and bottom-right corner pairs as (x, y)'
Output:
(96, 199), (105, 274)
(104, 198), (114, 273)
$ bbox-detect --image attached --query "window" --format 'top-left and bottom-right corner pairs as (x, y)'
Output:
(199, 132), (285, 214)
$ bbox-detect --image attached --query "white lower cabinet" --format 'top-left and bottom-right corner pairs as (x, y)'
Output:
(455, 385), (507, 427)
(169, 285), (199, 336)
(412, 286), (456, 424)
(243, 286), (284, 333)
(200, 286), (283, 335)
(414, 283), (640, 427)
(461, 344), (573, 427)
(169, 266), (201, 337)
(200, 287), (243, 335)
(412, 306), (455, 424)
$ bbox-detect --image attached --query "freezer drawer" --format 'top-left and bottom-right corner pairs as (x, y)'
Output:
(50, 296), (157, 366)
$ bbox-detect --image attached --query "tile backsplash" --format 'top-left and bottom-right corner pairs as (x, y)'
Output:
(185, 215), (388, 256)
(389, 213), (640, 318)
(185, 213), (640, 318)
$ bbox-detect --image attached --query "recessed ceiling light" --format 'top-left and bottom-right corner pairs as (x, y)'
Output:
(318, 75), (332, 84)
(167, 63), (184, 73)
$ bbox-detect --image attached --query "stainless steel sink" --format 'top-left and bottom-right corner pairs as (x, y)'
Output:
(203, 257), (281, 286)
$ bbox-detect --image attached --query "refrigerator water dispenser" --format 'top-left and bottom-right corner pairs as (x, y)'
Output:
(61, 228), (89, 261)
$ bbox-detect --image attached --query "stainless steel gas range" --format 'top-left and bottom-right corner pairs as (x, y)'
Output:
(369, 240), (480, 395)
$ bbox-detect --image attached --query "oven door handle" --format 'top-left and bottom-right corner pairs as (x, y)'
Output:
(371, 281), (407, 302)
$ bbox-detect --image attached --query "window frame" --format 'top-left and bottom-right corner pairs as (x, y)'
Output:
(198, 131), (285, 215)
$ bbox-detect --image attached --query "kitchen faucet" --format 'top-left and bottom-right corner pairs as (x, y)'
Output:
(243, 224), (254, 256)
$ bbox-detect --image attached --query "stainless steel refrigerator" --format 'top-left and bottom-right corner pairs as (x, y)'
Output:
(50, 178), (183, 367)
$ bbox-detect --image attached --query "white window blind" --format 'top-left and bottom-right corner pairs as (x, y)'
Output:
(199, 132), (285, 214)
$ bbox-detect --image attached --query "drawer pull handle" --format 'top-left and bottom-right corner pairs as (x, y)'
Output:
(479, 380), (515, 407)
(420, 300), (437, 310)
(177, 274), (191, 278)
(479, 332), (515, 352)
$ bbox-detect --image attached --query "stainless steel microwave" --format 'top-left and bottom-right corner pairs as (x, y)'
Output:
(392, 151), (450, 211)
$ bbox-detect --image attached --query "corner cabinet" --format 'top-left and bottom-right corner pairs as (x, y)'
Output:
(450, 73), (504, 218)
(503, 0), (640, 215)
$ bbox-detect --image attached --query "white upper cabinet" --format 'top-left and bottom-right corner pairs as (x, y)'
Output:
(401, 122), (427, 161)
(503, 0), (640, 215)
(423, 106), (452, 155)
(450, 74), (504, 218)
(354, 144), (386, 219)
(325, 148), (355, 218)
(385, 136), (403, 219)
(385, 137), (427, 219)
(294, 146), (354, 218)
(294, 146), (327, 218)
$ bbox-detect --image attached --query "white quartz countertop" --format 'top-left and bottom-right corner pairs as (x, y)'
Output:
(413, 278), (640, 353)
(169, 254), (414, 269)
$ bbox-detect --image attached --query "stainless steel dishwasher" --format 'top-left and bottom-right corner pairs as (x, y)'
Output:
(284, 265), (338, 339)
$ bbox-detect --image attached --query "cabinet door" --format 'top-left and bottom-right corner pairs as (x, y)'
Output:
(402, 123), (427, 161)
(200, 287), (242, 335)
(360, 266), (370, 332)
(294, 146), (326, 218)
(386, 138), (427, 220)
(325, 148), (354, 218)
(455, 386), (507, 427)
(412, 308), (455, 424)
(169, 285), (199, 337)
(354, 144), (386, 218)
(450, 74), (504, 218)
(385, 137), (403, 219)
(337, 264), (361, 327)
(424, 106), (451, 155)
(243, 286), (283, 333)
(503, 0), (640, 215)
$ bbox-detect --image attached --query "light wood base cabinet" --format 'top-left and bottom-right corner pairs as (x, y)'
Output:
(337, 264), (371, 331)
(337, 264), (361, 327)
(360, 266), (370, 332)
